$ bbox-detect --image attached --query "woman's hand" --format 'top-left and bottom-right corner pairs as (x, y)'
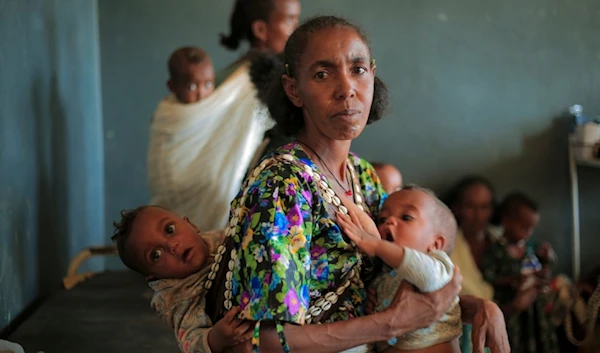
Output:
(465, 297), (510, 353)
(337, 211), (381, 257)
(383, 266), (462, 336)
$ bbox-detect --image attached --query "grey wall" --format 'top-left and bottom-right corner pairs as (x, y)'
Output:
(0, 0), (105, 330)
(98, 0), (600, 275)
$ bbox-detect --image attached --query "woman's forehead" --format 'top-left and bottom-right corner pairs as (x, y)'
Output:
(299, 27), (370, 66)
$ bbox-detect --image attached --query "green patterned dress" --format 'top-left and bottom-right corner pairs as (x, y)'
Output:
(205, 142), (386, 352)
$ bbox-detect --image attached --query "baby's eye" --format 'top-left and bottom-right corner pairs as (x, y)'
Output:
(205, 81), (213, 89)
(377, 217), (386, 225)
(151, 248), (162, 263)
(401, 215), (414, 221)
(189, 83), (198, 91)
(165, 224), (176, 235)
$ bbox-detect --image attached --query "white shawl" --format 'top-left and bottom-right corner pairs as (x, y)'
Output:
(147, 62), (271, 230)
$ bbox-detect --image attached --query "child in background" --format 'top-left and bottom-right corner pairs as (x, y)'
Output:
(112, 205), (251, 353)
(371, 162), (402, 194)
(167, 47), (215, 104)
(338, 185), (462, 353)
(482, 191), (559, 353)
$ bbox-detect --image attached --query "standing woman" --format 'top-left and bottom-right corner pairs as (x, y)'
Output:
(147, 0), (301, 231)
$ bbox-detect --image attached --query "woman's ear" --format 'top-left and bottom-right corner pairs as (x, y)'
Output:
(282, 74), (302, 108)
(251, 20), (269, 44)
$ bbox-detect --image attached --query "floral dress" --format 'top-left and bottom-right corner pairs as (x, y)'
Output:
(482, 239), (559, 353)
(204, 142), (386, 352)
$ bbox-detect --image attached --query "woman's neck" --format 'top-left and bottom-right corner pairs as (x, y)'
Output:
(296, 132), (351, 180)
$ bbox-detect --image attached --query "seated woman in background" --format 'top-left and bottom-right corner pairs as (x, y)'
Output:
(446, 177), (542, 352)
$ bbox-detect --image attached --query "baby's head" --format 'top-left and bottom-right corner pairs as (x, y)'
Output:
(377, 185), (457, 254)
(499, 192), (539, 244)
(372, 162), (402, 194)
(111, 205), (209, 280)
(167, 47), (215, 104)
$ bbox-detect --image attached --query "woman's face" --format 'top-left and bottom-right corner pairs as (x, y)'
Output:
(264, 0), (301, 54)
(284, 27), (375, 141)
(454, 183), (494, 234)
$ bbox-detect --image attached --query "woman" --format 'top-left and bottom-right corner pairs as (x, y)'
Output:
(447, 177), (542, 352)
(447, 176), (501, 300)
(206, 16), (509, 353)
(147, 0), (301, 231)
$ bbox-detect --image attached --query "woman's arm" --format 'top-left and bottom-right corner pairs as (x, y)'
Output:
(233, 267), (463, 353)
(460, 296), (510, 353)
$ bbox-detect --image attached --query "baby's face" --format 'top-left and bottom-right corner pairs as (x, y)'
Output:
(126, 207), (209, 279)
(502, 206), (539, 243)
(377, 190), (441, 253)
(172, 60), (215, 104)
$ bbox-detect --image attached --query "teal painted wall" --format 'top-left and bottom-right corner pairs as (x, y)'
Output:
(98, 0), (600, 275)
(0, 0), (105, 330)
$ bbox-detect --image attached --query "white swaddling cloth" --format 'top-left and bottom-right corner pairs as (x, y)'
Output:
(147, 62), (272, 230)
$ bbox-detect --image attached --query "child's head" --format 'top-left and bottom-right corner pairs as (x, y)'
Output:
(499, 192), (539, 244)
(372, 162), (403, 194)
(167, 47), (215, 104)
(377, 185), (457, 254)
(112, 205), (209, 280)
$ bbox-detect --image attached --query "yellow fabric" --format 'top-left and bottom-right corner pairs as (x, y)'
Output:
(450, 229), (495, 300)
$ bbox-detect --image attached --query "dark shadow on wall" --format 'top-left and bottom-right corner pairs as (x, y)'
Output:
(32, 14), (71, 295)
(33, 73), (70, 295)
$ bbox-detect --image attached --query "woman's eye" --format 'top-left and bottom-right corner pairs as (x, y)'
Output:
(151, 248), (162, 262)
(314, 71), (328, 80)
(353, 66), (367, 75)
(189, 83), (198, 91)
(165, 224), (176, 235)
(205, 81), (213, 89)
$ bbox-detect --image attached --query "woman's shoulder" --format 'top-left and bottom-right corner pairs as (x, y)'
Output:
(246, 142), (314, 185)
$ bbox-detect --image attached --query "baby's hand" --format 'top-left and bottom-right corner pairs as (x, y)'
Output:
(337, 211), (381, 257)
(537, 242), (557, 263)
(208, 307), (253, 353)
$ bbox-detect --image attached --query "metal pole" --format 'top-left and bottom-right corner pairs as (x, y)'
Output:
(568, 135), (581, 281)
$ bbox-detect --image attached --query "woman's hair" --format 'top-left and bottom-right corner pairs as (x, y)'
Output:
(443, 175), (499, 225)
(220, 0), (276, 50)
(249, 15), (389, 137)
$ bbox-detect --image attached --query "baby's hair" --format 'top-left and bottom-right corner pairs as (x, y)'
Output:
(499, 191), (538, 219)
(168, 47), (210, 82)
(111, 205), (163, 275)
(395, 184), (458, 253)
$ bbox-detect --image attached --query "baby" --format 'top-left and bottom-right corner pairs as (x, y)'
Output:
(167, 46), (215, 104)
(372, 162), (403, 194)
(111, 205), (251, 353)
(338, 185), (462, 353)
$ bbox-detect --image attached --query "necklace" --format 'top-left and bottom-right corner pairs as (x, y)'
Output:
(296, 140), (353, 197)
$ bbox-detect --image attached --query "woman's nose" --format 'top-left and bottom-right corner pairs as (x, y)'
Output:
(335, 73), (355, 100)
